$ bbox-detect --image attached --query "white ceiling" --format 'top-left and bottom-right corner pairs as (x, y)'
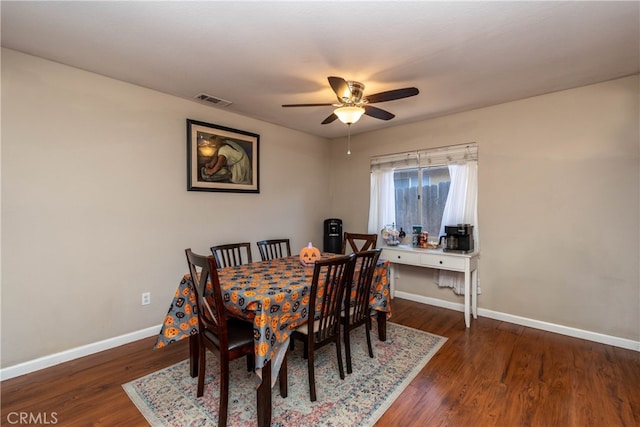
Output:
(2, 1), (638, 139)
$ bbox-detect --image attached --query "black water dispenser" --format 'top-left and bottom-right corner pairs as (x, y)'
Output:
(323, 218), (342, 253)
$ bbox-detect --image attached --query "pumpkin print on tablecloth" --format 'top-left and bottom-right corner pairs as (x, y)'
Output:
(163, 327), (180, 339)
(270, 315), (279, 330)
(257, 341), (269, 357)
(255, 313), (268, 328)
(280, 313), (291, 324)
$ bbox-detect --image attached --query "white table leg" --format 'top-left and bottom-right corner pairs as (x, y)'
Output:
(389, 263), (395, 299)
(464, 263), (471, 327)
(472, 268), (478, 319)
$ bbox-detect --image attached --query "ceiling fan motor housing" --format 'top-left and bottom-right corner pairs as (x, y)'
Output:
(346, 81), (365, 104)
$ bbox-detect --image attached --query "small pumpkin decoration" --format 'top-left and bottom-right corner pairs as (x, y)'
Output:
(299, 242), (321, 267)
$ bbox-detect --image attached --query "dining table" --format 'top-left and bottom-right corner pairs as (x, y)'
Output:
(155, 253), (392, 426)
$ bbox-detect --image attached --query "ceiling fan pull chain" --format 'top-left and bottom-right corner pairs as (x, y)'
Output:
(347, 123), (352, 157)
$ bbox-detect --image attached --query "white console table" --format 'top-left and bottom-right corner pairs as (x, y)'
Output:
(380, 245), (480, 327)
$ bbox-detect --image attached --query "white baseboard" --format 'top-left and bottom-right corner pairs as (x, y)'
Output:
(394, 291), (640, 352)
(0, 324), (162, 381)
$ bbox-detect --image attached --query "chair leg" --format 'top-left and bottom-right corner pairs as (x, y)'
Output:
(197, 345), (206, 397)
(365, 320), (374, 358)
(336, 331), (345, 380)
(247, 353), (254, 372)
(279, 350), (288, 398)
(219, 355), (229, 427)
(307, 345), (316, 402)
(344, 323), (353, 375)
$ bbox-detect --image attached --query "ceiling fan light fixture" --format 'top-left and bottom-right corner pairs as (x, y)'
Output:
(334, 106), (365, 124)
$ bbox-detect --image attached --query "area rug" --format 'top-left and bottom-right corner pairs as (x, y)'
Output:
(123, 322), (446, 427)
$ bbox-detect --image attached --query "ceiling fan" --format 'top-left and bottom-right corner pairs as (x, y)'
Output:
(282, 76), (419, 125)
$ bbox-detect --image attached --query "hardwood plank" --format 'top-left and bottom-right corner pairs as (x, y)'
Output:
(2, 299), (638, 427)
(1, 337), (189, 426)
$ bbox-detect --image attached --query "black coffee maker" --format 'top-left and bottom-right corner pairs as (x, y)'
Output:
(439, 224), (474, 253)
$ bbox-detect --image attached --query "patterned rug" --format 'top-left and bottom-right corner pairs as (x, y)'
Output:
(123, 322), (446, 427)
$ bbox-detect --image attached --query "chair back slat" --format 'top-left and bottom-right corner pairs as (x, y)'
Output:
(210, 242), (253, 268)
(257, 239), (291, 261)
(342, 232), (377, 254)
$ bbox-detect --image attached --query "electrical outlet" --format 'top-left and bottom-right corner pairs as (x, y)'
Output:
(141, 292), (151, 305)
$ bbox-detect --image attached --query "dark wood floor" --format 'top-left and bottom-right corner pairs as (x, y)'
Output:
(2, 298), (639, 426)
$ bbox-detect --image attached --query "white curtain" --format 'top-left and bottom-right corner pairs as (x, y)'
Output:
(435, 161), (478, 294)
(368, 169), (396, 237)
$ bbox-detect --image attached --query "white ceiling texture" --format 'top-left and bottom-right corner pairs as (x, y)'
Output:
(2, 1), (638, 139)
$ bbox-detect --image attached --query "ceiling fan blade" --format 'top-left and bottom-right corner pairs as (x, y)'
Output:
(365, 87), (419, 104)
(282, 103), (334, 107)
(364, 105), (395, 121)
(328, 76), (351, 102)
(321, 113), (338, 124)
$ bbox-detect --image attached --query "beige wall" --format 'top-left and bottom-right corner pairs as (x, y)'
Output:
(329, 75), (639, 341)
(1, 49), (331, 367)
(2, 49), (638, 369)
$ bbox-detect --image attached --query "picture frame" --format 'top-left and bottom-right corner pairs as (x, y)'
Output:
(186, 119), (260, 193)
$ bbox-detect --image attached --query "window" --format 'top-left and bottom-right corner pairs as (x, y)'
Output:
(369, 143), (478, 242)
(393, 165), (450, 239)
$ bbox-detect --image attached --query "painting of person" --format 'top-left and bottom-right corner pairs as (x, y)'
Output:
(197, 135), (252, 184)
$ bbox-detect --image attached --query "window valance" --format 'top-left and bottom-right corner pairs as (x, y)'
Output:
(370, 142), (477, 171)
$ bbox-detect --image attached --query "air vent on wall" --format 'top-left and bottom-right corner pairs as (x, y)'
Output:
(194, 93), (232, 107)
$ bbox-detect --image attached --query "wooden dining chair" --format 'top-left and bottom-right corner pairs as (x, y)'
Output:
(256, 238), (291, 261)
(342, 249), (382, 374)
(341, 232), (378, 254)
(210, 242), (253, 268)
(290, 254), (356, 401)
(185, 249), (287, 427)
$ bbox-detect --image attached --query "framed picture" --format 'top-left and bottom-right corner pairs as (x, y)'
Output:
(186, 119), (259, 193)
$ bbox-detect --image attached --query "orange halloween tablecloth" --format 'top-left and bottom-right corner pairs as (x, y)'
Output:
(155, 254), (391, 371)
